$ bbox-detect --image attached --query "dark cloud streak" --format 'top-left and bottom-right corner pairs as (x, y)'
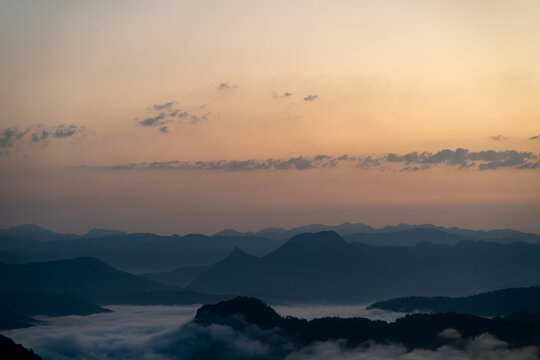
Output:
(107, 148), (540, 172)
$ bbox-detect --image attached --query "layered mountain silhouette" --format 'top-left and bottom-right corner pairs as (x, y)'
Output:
(192, 297), (540, 354)
(2, 223), (538, 273)
(0, 230), (284, 273)
(214, 222), (540, 243)
(141, 265), (210, 287)
(188, 231), (540, 302)
(0, 257), (229, 313)
(368, 286), (540, 317)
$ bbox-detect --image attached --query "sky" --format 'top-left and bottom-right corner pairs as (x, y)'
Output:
(1, 0), (539, 234)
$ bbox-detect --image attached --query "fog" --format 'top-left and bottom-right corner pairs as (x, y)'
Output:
(2, 305), (538, 360)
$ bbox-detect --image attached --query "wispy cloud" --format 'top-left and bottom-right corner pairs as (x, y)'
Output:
(489, 135), (508, 141)
(529, 135), (540, 140)
(136, 102), (211, 132)
(273, 91), (293, 98)
(152, 102), (175, 111)
(106, 148), (540, 172)
(218, 82), (238, 90)
(303, 95), (318, 101)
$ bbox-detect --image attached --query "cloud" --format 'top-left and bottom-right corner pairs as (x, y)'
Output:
(273, 92), (293, 98)
(0, 124), (88, 154)
(54, 124), (82, 138)
(136, 102), (212, 132)
(137, 112), (172, 127)
(107, 149), (540, 172)
(489, 135), (508, 141)
(0, 127), (29, 150)
(529, 135), (540, 140)
(218, 82), (238, 90)
(5, 306), (539, 360)
(190, 112), (211, 124)
(303, 95), (318, 101)
(152, 102), (175, 111)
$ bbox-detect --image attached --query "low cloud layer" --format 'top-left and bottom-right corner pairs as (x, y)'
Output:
(0, 124), (89, 154)
(107, 148), (540, 172)
(4, 305), (538, 360)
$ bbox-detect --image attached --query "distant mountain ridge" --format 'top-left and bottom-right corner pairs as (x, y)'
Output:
(188, 231), (540, 302)
(0, 231), (284, 273)
(215, 222), (540, 242)
(1, 222), (539, 273)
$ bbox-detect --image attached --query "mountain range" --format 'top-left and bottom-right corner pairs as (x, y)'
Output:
(1, 223), (538, 273)
(187, 231), (540, 302)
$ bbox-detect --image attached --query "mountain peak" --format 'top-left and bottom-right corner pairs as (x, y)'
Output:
(228, 247), (251, 258)
(194, 296), (282, 328)
(83, 228), (128, 238)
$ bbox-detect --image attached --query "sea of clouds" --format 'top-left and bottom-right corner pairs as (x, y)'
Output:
(2, 304), (538, 360)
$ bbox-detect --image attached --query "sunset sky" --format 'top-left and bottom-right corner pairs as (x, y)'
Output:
(1, 0), (539, 234)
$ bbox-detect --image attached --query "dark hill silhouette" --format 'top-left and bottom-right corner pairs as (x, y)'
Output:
(188, 231), (540, 302)
(0, 292), (109, 317)
(368, 286), (540, 316)
(192, 297), (540, 353)
(0, 334), (41, 360)
(0, 292), (109, 330)
(0, 257), (233, 308)
(0, 257), (162, 297)
(141, 265), (210, 287)
(0, 312), (35, 331)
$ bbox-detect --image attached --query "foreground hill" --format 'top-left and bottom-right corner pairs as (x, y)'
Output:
(190, 297), (540, 355)
(0, 334), (41, 360)
(368, 286), (540, 317)
(188, 231), (540, 302)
